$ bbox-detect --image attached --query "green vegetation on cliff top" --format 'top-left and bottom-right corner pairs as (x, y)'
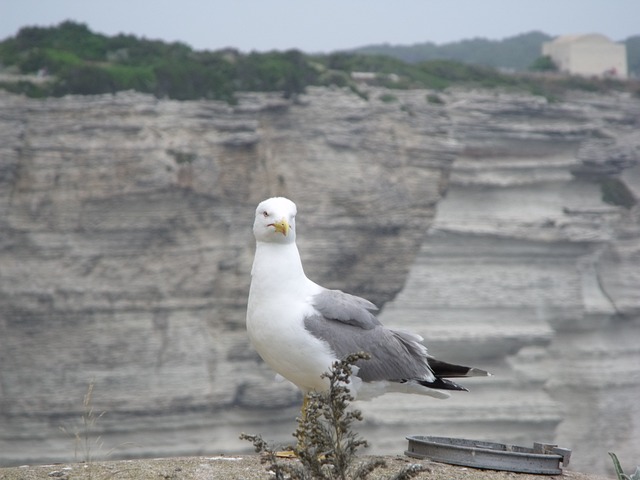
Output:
(0, 21), (637, 102)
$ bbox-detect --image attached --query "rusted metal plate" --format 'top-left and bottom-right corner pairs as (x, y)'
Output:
(405, 436), (571, 475)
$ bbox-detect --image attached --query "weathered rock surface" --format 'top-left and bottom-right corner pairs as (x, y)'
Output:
(0, 455), (615, 480)
(0, 87), (455, 465)
(374, 89), (640, 474)
(0, 87), (638, 474)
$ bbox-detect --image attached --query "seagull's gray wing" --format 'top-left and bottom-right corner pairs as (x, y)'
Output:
(307, 290), (434, 383)
(311, 289), (380, 329)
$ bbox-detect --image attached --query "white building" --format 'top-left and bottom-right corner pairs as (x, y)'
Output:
(542, 34), (628, 78)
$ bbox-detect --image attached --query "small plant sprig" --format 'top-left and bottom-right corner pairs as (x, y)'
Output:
(60, 380), (135, 480)
(294, 352), (374, 480)
(241, 352), (428, 480)
(60, 379), (106, 464)
(609, 452), (640, 480)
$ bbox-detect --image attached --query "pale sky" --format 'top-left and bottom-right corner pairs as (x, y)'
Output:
(1, 0), (639, 53)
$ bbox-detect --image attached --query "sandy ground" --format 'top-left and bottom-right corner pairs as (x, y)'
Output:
(0, 454), (614, 480)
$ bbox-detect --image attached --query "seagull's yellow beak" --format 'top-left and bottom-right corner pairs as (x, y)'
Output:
(272, 218), (290, 236)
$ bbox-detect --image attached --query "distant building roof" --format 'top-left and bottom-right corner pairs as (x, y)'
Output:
(548, 33), (615, 44)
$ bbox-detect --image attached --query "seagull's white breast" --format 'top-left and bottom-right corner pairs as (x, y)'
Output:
(246, 241), (336, 393)
(247, 288), (336, 393)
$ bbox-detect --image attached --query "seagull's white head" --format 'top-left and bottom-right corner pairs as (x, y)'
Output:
(253, 197), (297, 244)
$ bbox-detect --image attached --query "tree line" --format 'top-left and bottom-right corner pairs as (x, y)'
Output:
(0, 21), (636, 102)
(352, 31), (640, 76)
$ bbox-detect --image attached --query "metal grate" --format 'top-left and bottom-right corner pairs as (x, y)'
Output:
(406, 436), (571, 475)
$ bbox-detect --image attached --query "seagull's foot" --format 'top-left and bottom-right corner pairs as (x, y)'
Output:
(275, 450), (327, 461)
(275, 450), (297, 458)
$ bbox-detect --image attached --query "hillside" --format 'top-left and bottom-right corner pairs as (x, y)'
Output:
(351, 31), (552, 70)
(350, 31), (640, 75)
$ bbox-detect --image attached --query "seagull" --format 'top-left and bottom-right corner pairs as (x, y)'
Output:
(246, 197), (489, 410)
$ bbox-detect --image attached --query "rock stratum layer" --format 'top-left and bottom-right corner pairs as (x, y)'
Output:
(0, 87), (638, 473)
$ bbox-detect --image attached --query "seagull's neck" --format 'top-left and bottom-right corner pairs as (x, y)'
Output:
(251, 241), (308, 287)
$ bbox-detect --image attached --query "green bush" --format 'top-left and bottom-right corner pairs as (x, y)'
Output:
(529, 55), (558, 72)
(240, 353), (427, 480)
(236, 50), (318, 97)
(14, 21), (107, 61)
(379, 93), (398, 103)
(53, 64), (115, 95)
(426, 93), (444, 104)
(17, 48), (83, 74)
(104, 64), (155, 91)
(0, 80), (49, 97)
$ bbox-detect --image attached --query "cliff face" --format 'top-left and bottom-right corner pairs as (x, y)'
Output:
(375, 90), (640, 474)
(0, 87), (456, 464)
(0, 87), (638, 473)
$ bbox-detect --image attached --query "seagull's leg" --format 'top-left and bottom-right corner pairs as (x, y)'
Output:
(300, 393), (309, 422)
(275, 393), (309, 458)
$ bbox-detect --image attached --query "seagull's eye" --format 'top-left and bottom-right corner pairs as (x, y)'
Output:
(262, 211), (269, 218)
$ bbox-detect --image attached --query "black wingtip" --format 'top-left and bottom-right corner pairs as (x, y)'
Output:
(418, 377), (469, 392)
(428, 358), (491, 378)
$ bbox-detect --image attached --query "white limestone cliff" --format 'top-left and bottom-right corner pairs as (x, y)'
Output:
(0, 87), (638, 473)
